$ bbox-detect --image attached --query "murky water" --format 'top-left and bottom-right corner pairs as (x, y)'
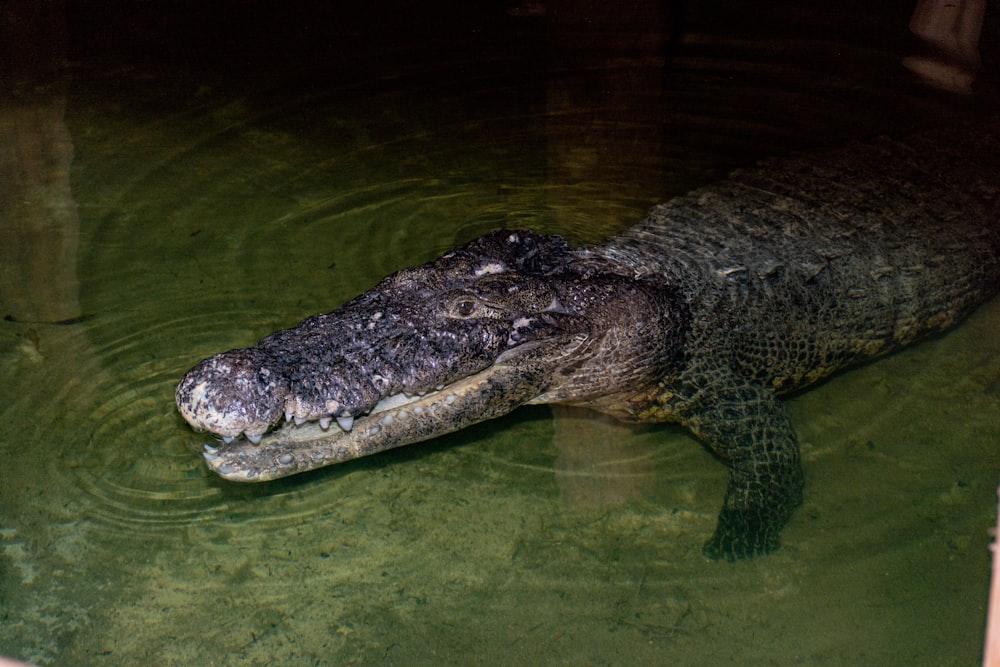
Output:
(1, 2), (998, 665)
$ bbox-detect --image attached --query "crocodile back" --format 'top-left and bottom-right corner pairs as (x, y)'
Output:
(595, 117), (1000, 394)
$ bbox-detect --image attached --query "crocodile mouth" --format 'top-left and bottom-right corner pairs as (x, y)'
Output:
(197, 356), (549, 482)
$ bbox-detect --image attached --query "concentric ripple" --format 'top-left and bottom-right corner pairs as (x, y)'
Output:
(5, 306), (373, 536)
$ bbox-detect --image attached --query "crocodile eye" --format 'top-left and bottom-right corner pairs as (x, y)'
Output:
(446, 294), (503, 319)
(453, 299), (478, 317)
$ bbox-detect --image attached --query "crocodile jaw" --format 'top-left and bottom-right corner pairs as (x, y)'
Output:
(198, 359), (548, 482)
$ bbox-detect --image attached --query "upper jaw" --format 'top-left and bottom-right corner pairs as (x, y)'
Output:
(177, 305), (590, 445)
(176, 360), (460, 445)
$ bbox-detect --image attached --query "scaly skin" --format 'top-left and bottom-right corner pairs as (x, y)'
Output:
(177, 117), (1000, 560)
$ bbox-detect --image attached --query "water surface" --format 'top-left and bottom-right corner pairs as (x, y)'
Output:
(1, 2), (998, 665)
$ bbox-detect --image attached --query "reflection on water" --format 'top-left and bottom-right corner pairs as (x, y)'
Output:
(1, 1), (998, 665)
(0, 1), (80, 326)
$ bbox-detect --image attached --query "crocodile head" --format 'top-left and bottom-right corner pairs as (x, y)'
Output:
(176, 230), (688, 481)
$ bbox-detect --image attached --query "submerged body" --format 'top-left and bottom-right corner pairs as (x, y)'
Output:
(177, 117), (1000, 560)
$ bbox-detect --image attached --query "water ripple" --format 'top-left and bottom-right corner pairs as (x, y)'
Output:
(9, 307), (367, 536)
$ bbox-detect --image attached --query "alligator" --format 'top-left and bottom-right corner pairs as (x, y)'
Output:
(176, 117), (1000, 560)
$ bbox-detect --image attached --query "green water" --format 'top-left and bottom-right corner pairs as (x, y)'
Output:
(1, 2), (998, 665)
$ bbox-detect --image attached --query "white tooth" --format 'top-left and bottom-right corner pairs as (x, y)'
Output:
(294, 415), (306, 426)
(336, 415), (354, 432)
(223, 435), (235, 444)
(285, 411), (293, 422)
(247, 433), (262, 444)
(319, 416), (332, 430)
(204, 443), (218, 453)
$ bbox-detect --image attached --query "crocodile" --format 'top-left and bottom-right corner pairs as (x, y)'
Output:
(176, 117), (1000, 560)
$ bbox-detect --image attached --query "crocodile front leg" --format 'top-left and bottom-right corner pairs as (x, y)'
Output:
(676, 373), (804, 560)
